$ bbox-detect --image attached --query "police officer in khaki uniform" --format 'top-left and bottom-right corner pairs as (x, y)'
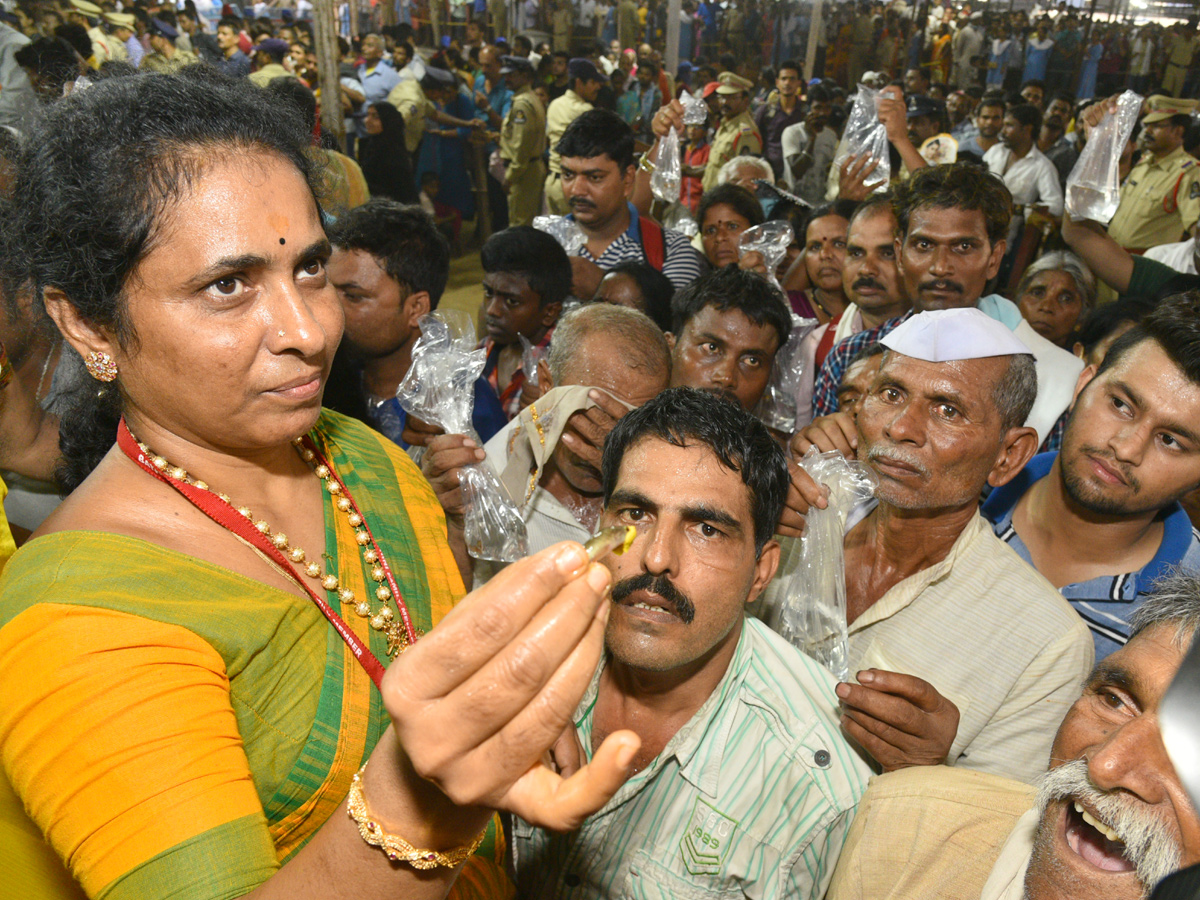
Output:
(68, 0), (125, 66)
(544, 57), (604, 214)
(702, 71), (763, 193)
(1107, 95), (1200, 255)
(388, 67), (482, 155)
(498, 56), (547, 226)
(140, 18), (198, 73)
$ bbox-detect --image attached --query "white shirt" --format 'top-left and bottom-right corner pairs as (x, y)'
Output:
(1145, 237), (1198, 275)
(984, 143), (1064, 216)
(780, 122), (838, 205)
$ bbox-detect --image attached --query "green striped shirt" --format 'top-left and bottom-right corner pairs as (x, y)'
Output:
(511, 617), (870, 898)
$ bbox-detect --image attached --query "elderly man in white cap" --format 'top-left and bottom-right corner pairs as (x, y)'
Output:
(761, 306), (1092, 785)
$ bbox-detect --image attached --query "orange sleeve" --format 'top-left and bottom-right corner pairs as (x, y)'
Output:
(0, 604), (272, 898)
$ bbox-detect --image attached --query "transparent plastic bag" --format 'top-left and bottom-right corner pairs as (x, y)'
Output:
(396, 310), (529, 562)
(738, 220), (794, 293)
(831, 84), (891, 193)
(519, 334), (546, 388)
(1065, 91), (1143, 225)
(754, 313), (816, 432)
(651, 124), (682, 203)
(775, 448), (877, 682)
(533, 215), (586, 256)
(680, 88), (708, 125)
(662, 201), (698, 236)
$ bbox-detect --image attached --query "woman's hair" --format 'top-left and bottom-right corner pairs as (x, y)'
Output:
(696, 183), (765, 235)
(1014, 250), (1096, 312)
(9, 71), (318, 491)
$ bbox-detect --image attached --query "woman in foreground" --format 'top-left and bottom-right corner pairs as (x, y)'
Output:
(0, 71), (635, 900)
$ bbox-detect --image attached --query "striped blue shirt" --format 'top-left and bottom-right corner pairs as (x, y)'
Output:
(511, 617), (870, 899)
(983, 451), (1200, 660)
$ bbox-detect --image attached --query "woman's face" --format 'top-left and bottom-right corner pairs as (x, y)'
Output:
(701, 203), (752, 268)
(112, 152), (342, 453)
(1018, 269), (1085, 347)
(364, 105), (382, 134)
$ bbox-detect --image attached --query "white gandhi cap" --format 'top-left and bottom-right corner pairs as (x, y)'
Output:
(880, 308), (1032, 362)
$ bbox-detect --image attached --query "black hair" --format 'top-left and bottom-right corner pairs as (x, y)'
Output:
(1074, 295), (1157, 359)
(670, 266), (791, 352)
(1097, 292), (1200, 386)
(552, 49), (569, 60)
(718, 52), (736, 71)
(600, 387), (789, 555)
(480, 226), (572, 309)
(807, 83), (833, 105)
(266, 76), (317, 129)
(777, 58), (801, 76)
(326, 199), (450, 306)
(218, 15), (242, 30)
(697, 183), (765, 234)
(358, 102), (417, 203)
(9, 72), (317, 492)
(556, 108), (636, 171)
(1019, 78), (1045, 93)
(600, 261), (675, 332)
(892, 161), (1012, 246)
(639, 59), (658, 76)
(1007, 102), (1042, 136)
(802, 199), (858, 240)
(93, 59), (138, 80)
(53, 22), (91, 60)
(512, 33), (532, 53)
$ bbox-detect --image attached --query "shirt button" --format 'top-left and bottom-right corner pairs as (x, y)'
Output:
(565, 874), (582, 888)
(814, 749), (831, 768)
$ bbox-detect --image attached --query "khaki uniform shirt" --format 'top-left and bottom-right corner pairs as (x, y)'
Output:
(139, 46), (198, 73)
(703, 108), (763, 192)
(246, 62), (298, 87)
(387, 78), (434, 154)
(88, 26), (126, 66)
(545, 88), (592, 175)
(500, 84), (547, 181)
(1108, 146), (1200, 251)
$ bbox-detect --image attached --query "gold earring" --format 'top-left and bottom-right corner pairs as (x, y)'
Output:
(85, 350), (118, 382)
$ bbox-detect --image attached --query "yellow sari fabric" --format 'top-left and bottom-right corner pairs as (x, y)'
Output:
(0, 411), (508, 900)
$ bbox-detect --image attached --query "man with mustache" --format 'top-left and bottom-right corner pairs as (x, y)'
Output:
(826, 574), (1200, 900)
(770, 308), (1093, 784)
(796, 197), (910, 429)
(809, 163), (1082, 451)
(666, 266), (793, 412)
(510, 387), (871, 898)
(982, 293), (1200, 661)
(556, 109), (704, 300)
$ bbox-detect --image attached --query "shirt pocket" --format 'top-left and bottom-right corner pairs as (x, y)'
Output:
(623, 852), (748, 900)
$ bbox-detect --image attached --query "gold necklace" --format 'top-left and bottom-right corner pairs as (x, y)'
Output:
(129, 432), (409, 655)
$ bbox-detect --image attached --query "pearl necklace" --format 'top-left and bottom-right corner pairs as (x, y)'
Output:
(130, 432), (412, 657)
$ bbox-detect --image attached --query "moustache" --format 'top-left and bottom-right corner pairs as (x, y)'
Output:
(1078, 445), (1139, 491)
(853, 277), (886, 293)
(918, 279), (964, 295)
(611, 572), (696, 624)
(1036, 759), (1182, 889)
(569, 199), (595, 210)
(865, 445), (930, 478)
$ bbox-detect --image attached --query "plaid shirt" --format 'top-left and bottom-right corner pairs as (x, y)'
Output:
(811, 312), (909, 419)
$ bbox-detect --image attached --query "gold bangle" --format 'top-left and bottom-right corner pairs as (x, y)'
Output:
(639, 153), (656, 173)
(347, 761), (487, 870)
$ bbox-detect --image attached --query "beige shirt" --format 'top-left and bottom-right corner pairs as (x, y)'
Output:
(546, 88), (593, 175)
(760, 512), (1093, 784)
(827, 766), (1035, 900)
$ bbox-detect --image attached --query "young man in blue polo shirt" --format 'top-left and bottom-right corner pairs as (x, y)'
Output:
(981, 293), (1200, 660)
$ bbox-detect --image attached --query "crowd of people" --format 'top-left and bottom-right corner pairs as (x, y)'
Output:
(1, 1), (1200, 900)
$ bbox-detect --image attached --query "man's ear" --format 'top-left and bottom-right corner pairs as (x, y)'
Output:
(622, 162), (636, 196)
(536, 358), (553, 389)
(988, 425), (1039, 488)
(745, 538), (781, 607)
(42, 286), (119, 364)
(403, 290), (431, 329)
(1071, 362), (1097, 407)
(665, 330), (676, 352)
(984, 237), (1007, 281)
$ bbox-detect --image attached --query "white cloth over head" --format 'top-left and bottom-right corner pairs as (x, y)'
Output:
(880, 307), (1033, 362)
